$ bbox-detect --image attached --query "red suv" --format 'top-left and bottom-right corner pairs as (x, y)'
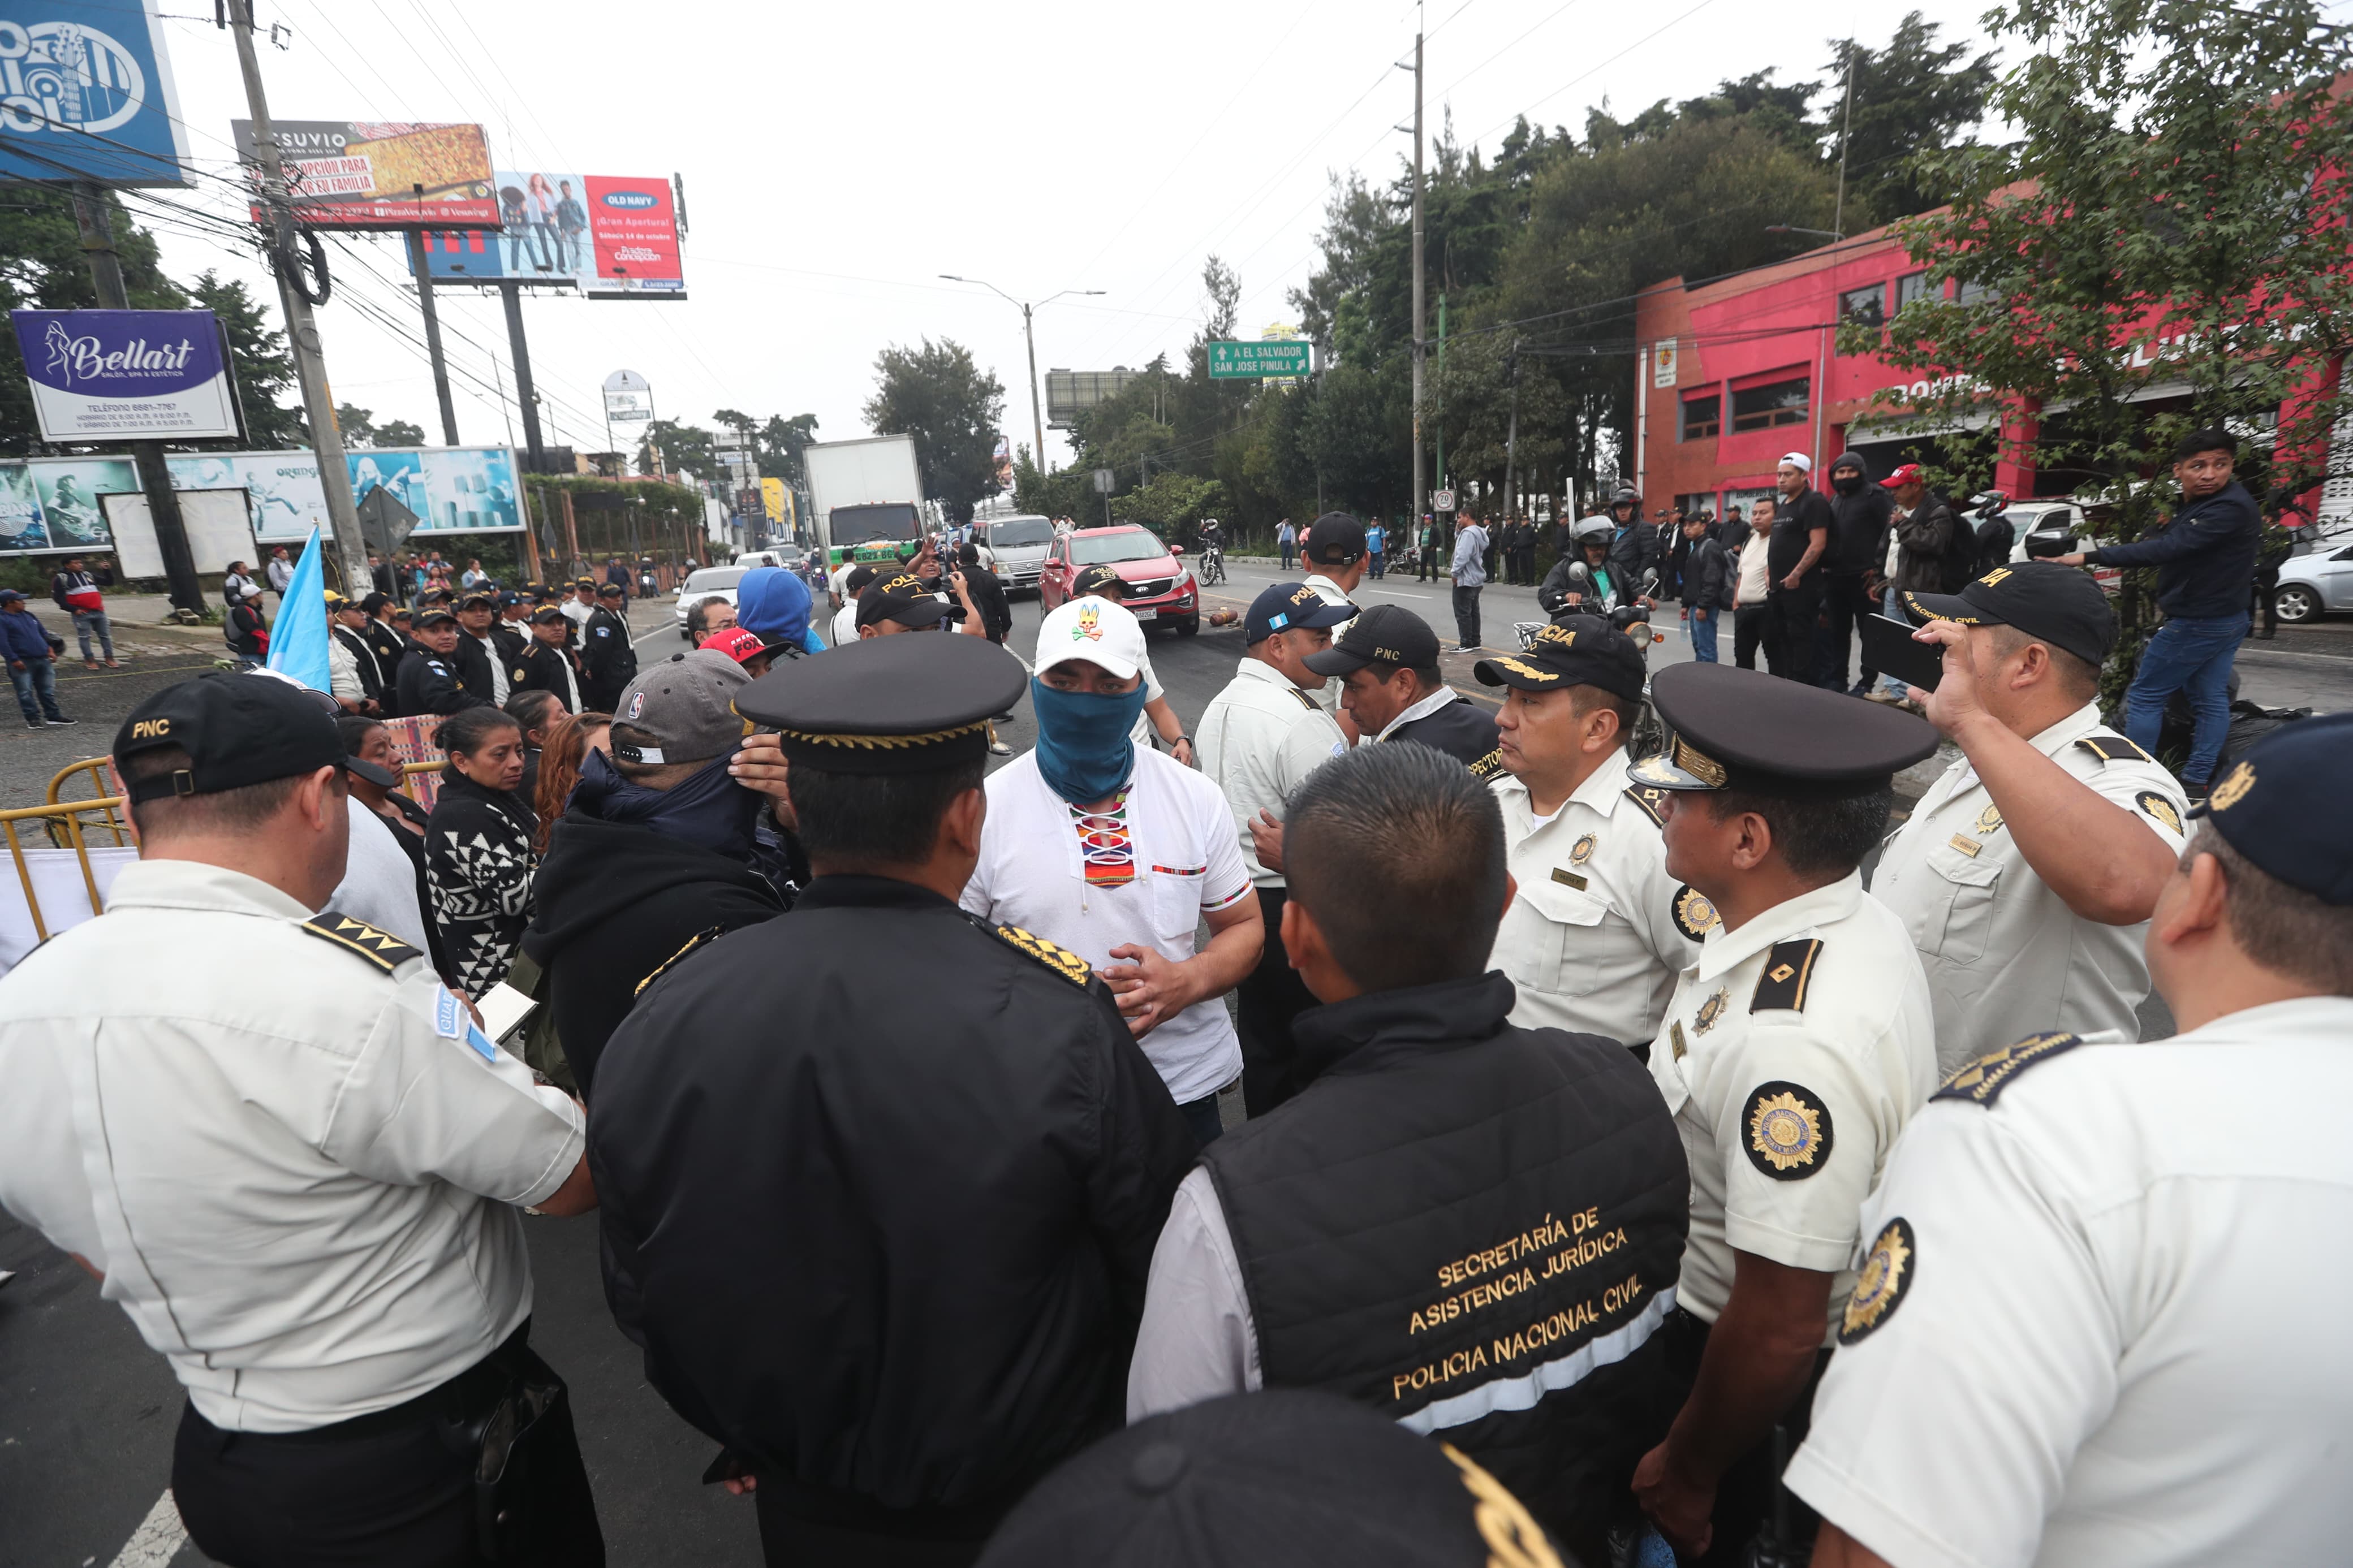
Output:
(1037, 525), (1200, 635)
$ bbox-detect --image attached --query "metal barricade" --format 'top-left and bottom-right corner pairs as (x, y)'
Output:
(2, 794), (124, 944)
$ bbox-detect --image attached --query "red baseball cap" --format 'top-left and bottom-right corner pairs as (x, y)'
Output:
(700, 626), (779, 665)
(1881, 463), (1925, 488)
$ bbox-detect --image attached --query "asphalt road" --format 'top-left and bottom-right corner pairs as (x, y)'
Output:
(0, 563), (2316, 1561)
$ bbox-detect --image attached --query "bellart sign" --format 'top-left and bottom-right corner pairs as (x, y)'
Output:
(10, 308), (240, 442)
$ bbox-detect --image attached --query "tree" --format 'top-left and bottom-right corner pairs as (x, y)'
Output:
(759, 412), (820, 480)
(335, 404), (378, 447)
(863, 338), (1005, 524)
(1852, 0), (2353, 701)
(638, 418), (722, 482)
(0, 187), (185, 457)
(188, 270), (305, 448)
(1821, 12), (2000, 224)
(375, 417), (426, 447)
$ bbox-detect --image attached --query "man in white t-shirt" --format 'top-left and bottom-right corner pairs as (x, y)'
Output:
(1071, 563), (1192, 764)
(1732, 498), (1776, 670)
(962, 597), (1265, 1144)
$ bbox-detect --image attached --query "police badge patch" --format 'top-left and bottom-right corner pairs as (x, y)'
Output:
(1839, 1217), (1916, 1344)
(1693, 986), (1730, 1034)
(2135, 791), (2183, 835)
(1743, 1081), (1833, 1180)
(1671, 884), (1720, 941)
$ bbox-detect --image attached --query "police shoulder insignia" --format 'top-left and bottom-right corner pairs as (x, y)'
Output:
(2076, 732), (2154, 766)
(2135, 790), (2183, 835)
(1288, 687), (1320, 711)
(994, 922), (1094, 987)
(635, 925), (727, 998)
(300, 913), (421, 973)
(1839, 1217), (1916, 1344)
(1744, 1080), (1833, 1180)
(1671, 884), (1720, 942)
(1621, 785), (1667, 828)
(1750, 938), (1822, 1012)
(1933, 1031), (2083, 1107)
(1467, 748), (1506, 781)
(512, 666), (529, 682)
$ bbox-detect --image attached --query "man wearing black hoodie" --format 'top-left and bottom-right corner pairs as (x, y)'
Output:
(1816, 451), (1893, 695)
(522, 650), (784, 1096)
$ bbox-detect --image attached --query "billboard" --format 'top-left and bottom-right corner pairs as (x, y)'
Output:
(165, 446), (526, 541)
(415, 171), (686, 297)
(11, 308), (240, 441)
(604, 368), (653, 422)
(0, 455), (137, 553)
(0, 2), (192, 186)
(230, 120), (497, 230)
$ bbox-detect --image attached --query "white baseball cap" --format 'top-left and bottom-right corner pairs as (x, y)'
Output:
(1036, 597), (1147, 683)
(1778, 452), (1813, 473)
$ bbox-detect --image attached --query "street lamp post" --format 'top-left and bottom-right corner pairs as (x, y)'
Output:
(940, 277), (1103, 474)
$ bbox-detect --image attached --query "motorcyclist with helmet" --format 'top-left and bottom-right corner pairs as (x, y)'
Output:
(1541, 515), (1657, 622)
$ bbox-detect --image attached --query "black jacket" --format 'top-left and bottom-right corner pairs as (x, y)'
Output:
(2088, 479), (2261, 620)
(1682, 535), (1734, 611)
(1385, 696), (1502, 770)
(1974, 511), (2016, 577)
(423, 771), (538, 995)
(331, 623), (387, 704)
(1822, 457), (1894, 577)
(224, 601), (267, 656)
(395, 641), (487, 718)
(511, 639), (585, 711)
(1893, 491), (1965, 595)
(588, 875), (1195, 1536)
(1199, 972), (1688, 1563)
(579, 604), (637, 704)
(521, 795), (783, 1096)
(962, 564), (1014, 642)
(453, 627), (525, 703)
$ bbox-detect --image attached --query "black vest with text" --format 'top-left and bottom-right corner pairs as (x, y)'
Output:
(1200, 971), (1688, 1561)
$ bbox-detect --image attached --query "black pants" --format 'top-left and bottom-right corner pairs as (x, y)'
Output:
(1658, 1309), (1829, 1568)
(1235, 885), (1321, 1116)
(1816, 574), (1878, 692)
(1733, 604), (1768, 669)
(1417, 547), (1437, 581)
(173, 1328), (602, 1568)
(1760, 583), (1822, 683)
(1451, 585), (1484, 649)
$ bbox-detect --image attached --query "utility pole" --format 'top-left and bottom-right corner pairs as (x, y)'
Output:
(940, 277), (1100, 475)
(1406, 19), (1427, 547)
(403, 203), (459, 445)
(228, 0), (366, 594)
(497, 280), (548, 473)
(68, 185), (202, 615)
(1504, 338), (1522, 528)
(1833, 42), (1857, 244)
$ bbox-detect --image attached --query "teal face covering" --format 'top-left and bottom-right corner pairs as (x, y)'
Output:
(1029, 675), (1148, 805)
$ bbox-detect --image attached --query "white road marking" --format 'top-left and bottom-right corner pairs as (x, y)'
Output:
(108, 1489), (186, 1568)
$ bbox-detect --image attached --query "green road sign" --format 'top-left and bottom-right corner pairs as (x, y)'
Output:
(1207, 340), (1312, 379)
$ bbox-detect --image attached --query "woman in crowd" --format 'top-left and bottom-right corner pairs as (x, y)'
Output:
(335, 714), (453, 982)
(505, 688), (564, 805)
(531, 710), (611, 853)
(424, 706), (539, 995)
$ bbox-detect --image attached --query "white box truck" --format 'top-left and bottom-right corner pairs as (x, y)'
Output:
(806, 434), (926, 567)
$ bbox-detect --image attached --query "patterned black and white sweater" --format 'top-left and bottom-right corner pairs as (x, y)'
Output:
(424, 771), (540, 995)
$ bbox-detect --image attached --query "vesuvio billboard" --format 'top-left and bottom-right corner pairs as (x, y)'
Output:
(0, 2), (192, 186)
(230, 120), (497, 229)
(415, 170), (686, 297)
(10, 308), (240, 441)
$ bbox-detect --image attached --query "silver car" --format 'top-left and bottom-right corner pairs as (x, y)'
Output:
(2274, 535), (2353, 623)
(981, 515), (1055, 593)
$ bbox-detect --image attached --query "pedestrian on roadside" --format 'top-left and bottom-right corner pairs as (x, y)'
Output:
(1731, 499), (1775, 671)
(49, 554), (117, 669)
(2054, 427), (2261, 800)
(1875, 463), (1966, 708)
(1762, 456), (1831, 682)
(460, 558), (489, 591)
(423, 705), (538, 996)
(1450, 512), (1491, 651)
(1417, 515), (1438, 581)
(222, 559), (259, 607)
(265, 545), (294, 602)
(957, 542), (1015, 643)
(325, 591), (386, 715)
(1814, 452), (1893, 695)
(0, 675), (602, 1566)
(0, 589), (73, 729)
(1680, 511), (1734, 663)
(830, 563), (878, 646)
(223, 581), (269, 671)
(1365, 518), (1386, 580)
(962, 597), (1263, 1145)
(368, 551), (395, 601)
(1277, 517), (1296, 571)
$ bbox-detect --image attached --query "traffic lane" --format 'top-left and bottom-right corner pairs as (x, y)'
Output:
(0, 646), (226, 804)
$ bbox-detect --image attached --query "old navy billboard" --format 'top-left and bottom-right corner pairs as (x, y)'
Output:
(11, 308), (241, 441)
(414, 170), (686, 298)
(0, 1), (193, 186)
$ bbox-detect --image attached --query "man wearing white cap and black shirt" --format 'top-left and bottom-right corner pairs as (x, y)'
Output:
(0, 672), (602, 1564)
(1475, 617), (1709, 1049)
(1761, 455), (1831, 683)
(1877, 561), (2188, 1071)
(962, 597), (1263, 1144)
(1197, 581), (1356, 1113)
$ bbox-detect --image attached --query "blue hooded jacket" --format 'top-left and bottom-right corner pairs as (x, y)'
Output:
(735, 567), (827, 654)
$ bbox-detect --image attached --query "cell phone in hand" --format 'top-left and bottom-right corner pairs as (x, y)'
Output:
(1860, 613), (1945, 691)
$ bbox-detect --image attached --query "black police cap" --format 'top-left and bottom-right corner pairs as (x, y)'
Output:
(856, 570), (956, 629)
(115, 672), (345, 805)
(1630, 663), (1938, 799)
(1901, 561), (2117, 669)
(1303, 511), (1368, 567)
(1473, 616), (1645, 703)
(1244, 581), (1356, 643)
(735, 631), (1025, 775)
(2194, 711), (2353, 904)
(1072, 563), (1127, 598)
(1304, 602), (1441, 677)
(975, 1389), (1566, 1568)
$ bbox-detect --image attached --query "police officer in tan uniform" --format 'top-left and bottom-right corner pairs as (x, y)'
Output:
(1621, 663), (1941, 1566)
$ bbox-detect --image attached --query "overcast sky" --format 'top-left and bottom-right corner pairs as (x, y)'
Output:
(136, 0), (2001, 471)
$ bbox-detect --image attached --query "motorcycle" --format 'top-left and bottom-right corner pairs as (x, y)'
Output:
(1199, 539), (1226, 585)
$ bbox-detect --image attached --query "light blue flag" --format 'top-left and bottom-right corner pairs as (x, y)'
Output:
(265, 527), (332, 694)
